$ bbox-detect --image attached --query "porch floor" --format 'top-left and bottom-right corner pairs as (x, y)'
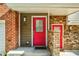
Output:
(13, 47), (49, 56)
(60, 50), (79, 56)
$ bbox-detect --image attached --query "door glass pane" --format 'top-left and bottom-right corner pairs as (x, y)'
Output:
(36, 20), (43, 32)
(54, 27), (60, 32)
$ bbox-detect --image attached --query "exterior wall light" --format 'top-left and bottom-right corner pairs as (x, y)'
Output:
(24, 17), (26, 22)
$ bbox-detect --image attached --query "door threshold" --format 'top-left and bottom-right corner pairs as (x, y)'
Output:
(34, 46), (47, 49)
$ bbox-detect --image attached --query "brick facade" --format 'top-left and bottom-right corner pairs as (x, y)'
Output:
(50, 16), (79, 50)
(1, 3), (79, 53)
(64, 25), (79, 50)
(0, 4), (19, 52)
(0, 4), (9, 17)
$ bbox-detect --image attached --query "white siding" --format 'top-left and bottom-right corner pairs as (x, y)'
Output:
(67, 11), (79, 25)
(0, 20), (5, 55)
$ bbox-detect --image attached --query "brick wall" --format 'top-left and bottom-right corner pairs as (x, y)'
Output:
(0, 4), (19, 52)
(50, 16), (66, 30)
(0, 4), (9, 17)
(64, 25), (79, 50)
(50, 16), (79, 50)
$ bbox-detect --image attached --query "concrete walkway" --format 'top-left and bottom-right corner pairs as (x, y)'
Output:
(60, 50), (79, 56)
(13, 47), (49, 56)
(8, 47), (79, 56)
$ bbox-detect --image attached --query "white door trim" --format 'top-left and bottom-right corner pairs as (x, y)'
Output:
(31, 16), (47, 47)
(19, 12), (21, 47)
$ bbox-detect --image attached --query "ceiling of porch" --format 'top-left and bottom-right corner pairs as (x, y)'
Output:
(6, 3), (79, 15)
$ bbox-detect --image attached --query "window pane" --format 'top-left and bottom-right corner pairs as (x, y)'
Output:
(36, 20), (43, 32)
(54, 27), (60, 32)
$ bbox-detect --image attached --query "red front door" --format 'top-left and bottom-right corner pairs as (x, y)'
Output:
(51, 24), (63, 49)
(33, 16), (46, 47)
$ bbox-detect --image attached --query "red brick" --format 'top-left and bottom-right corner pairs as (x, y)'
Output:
(0, 4), (19, 52)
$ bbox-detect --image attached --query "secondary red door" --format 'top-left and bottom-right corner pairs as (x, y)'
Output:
(51, 24), (63, 49)
(32, 16), (47, 47)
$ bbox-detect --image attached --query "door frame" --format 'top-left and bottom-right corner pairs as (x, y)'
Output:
(31, 16), (47, 47)
(19, 12), (20, 47)
(51, 24), (64, 49)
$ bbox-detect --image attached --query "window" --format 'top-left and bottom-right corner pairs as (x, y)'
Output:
(36, 20), (43, 32)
